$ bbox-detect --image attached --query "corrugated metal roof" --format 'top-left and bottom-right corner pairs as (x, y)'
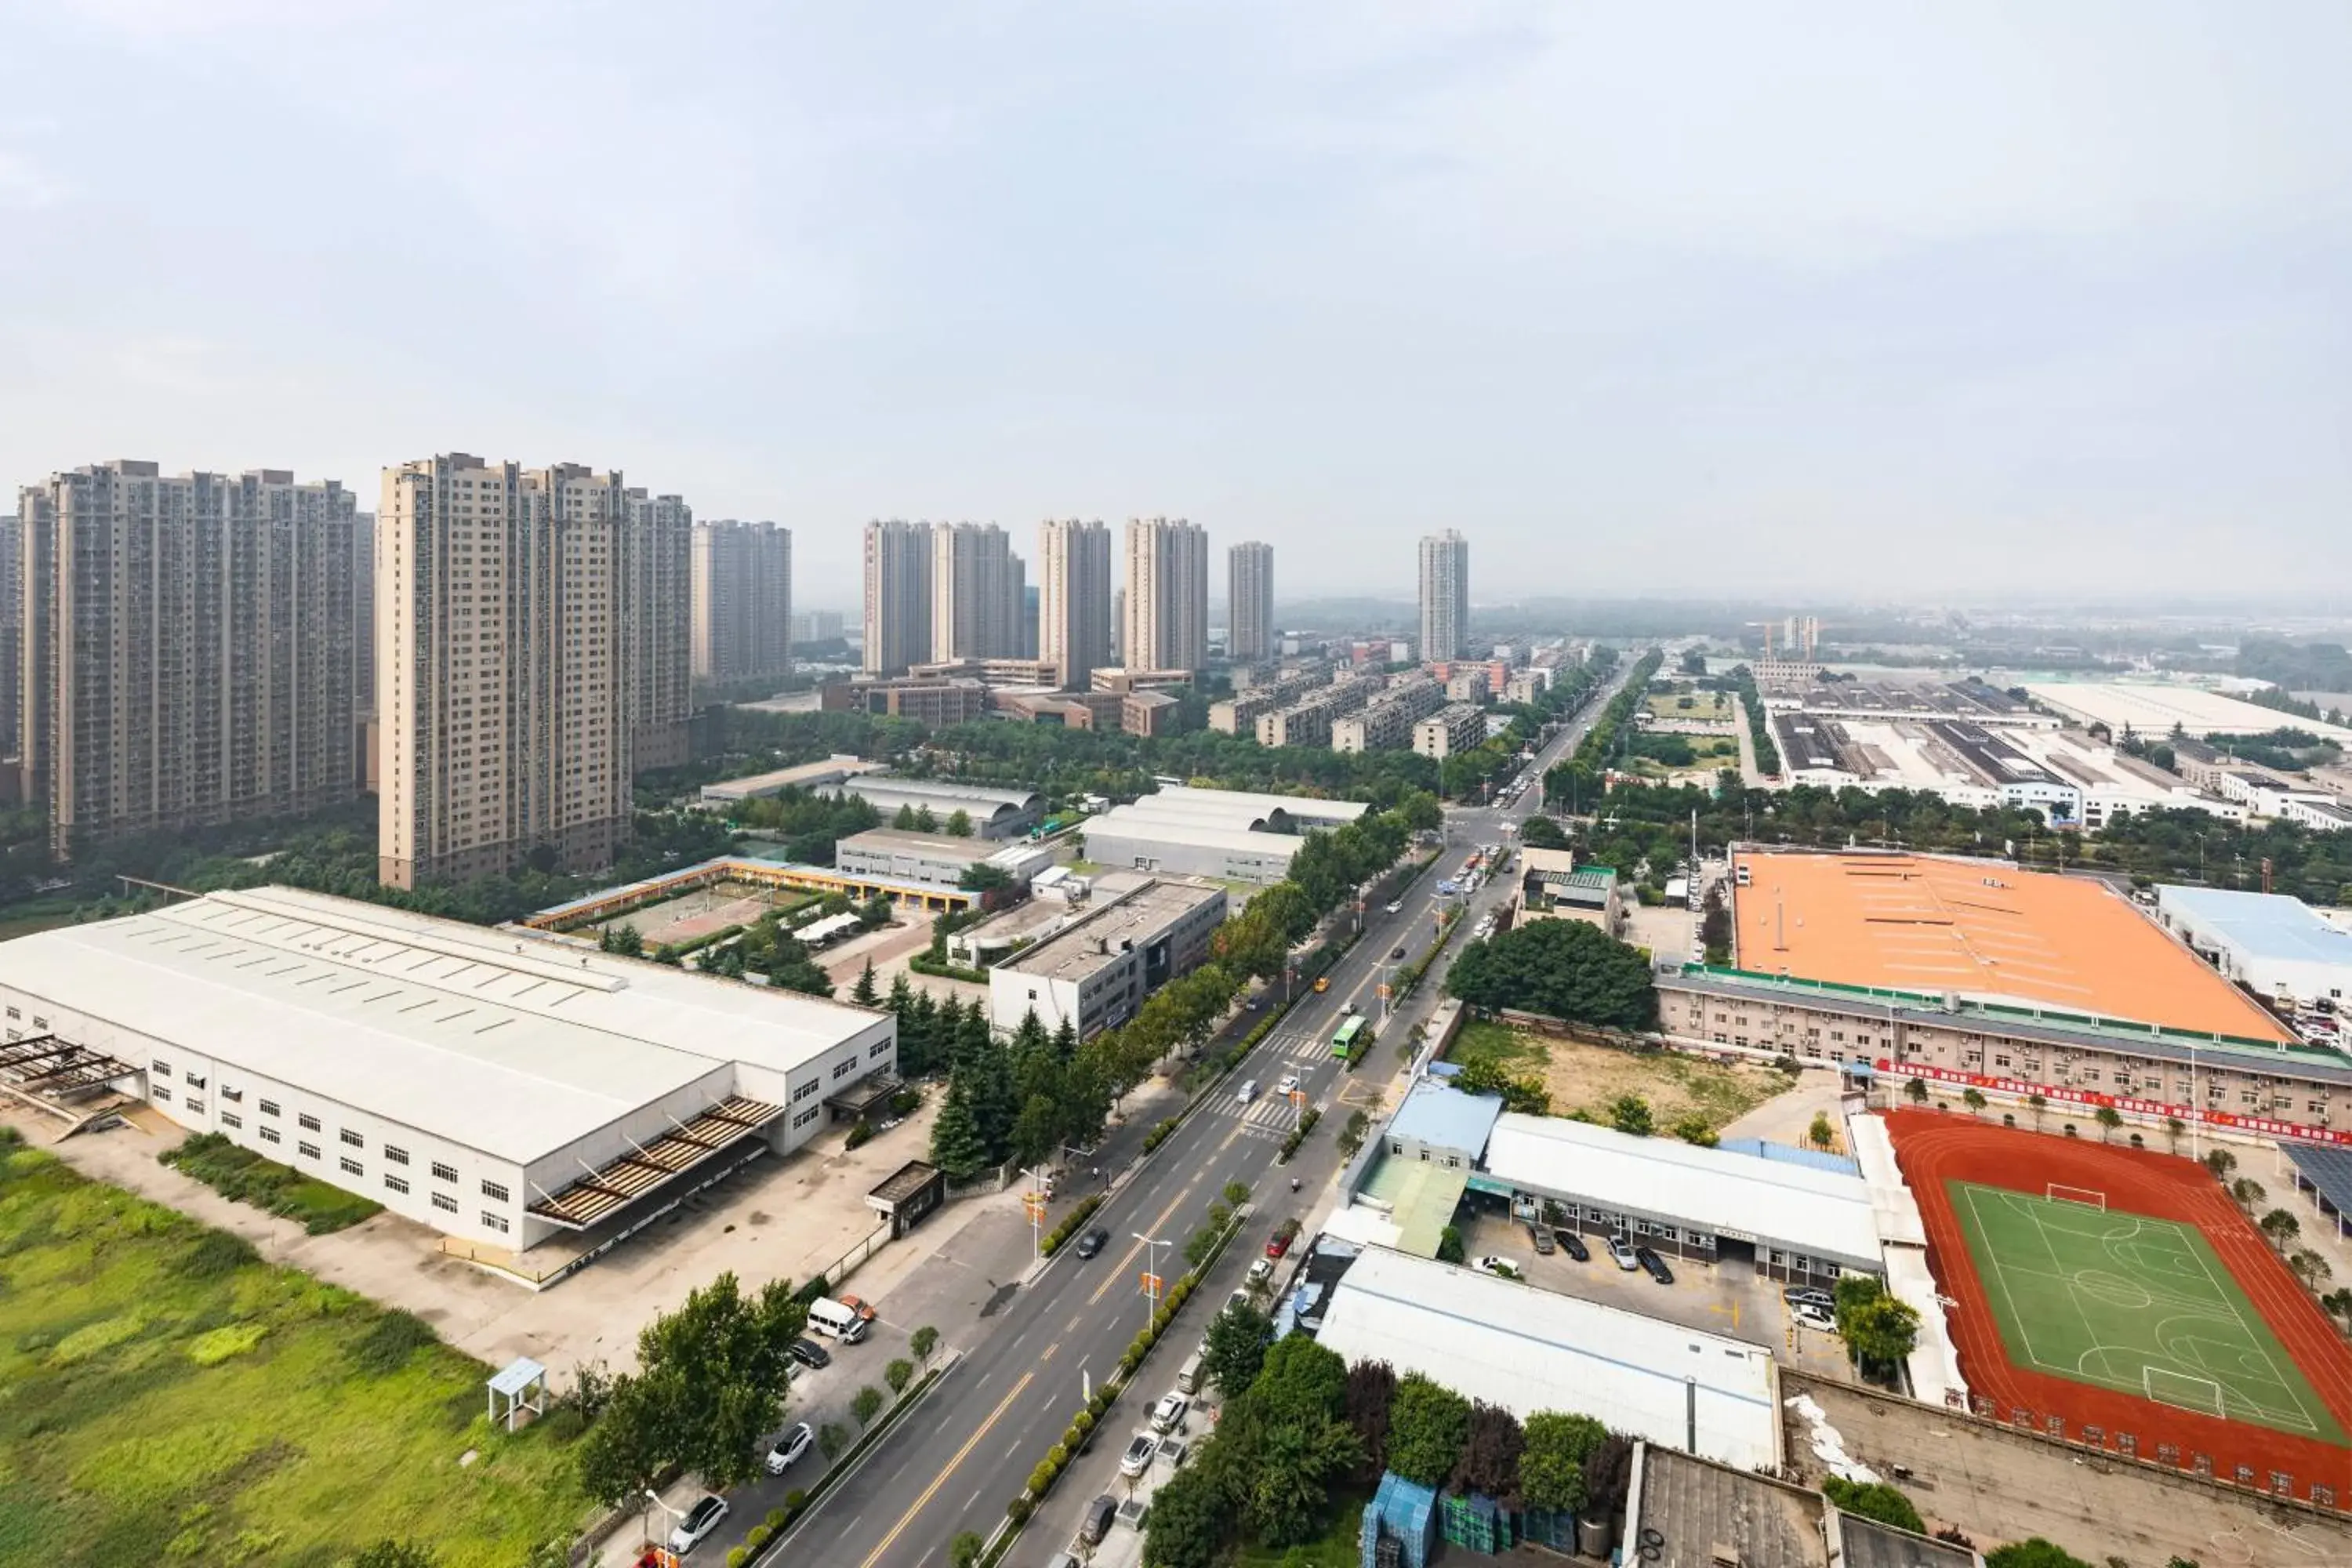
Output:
(1482, 1113), (1882, 1268)
(1311, 1245), (1781, 1470)
(2155, 886), (2352, 968)
(1385, 1078), (1504, 1160)
(0, 887), (888, 1165)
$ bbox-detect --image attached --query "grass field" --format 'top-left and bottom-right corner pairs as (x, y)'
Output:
(0, 1135), (588, 1567)
(1947, 1180), (2344, 1444)
(1643, 691), (1734, 723)
(1449, 1021), (1795, 1131)
(160, 1133), (383, 1234)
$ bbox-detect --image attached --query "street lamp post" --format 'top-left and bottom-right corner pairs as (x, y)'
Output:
(1019, 1165), (1052, 1261)
(1133, 1232), (1171, 1334)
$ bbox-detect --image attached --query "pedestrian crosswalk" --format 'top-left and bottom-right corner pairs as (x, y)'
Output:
(1214, 1093), (1310, 1138)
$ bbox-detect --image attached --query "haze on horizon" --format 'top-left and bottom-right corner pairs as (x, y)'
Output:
(2, 1), (2345, 606)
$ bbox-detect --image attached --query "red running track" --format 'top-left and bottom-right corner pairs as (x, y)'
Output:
(1884, 1108), (2352, 1504)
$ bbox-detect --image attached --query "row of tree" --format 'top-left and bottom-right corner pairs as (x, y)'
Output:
(1542, 649), (1665, 812)
(1580, 776), (2352, 907)
(1445, 917), (1661, 1032)
(1147, 1312), (1632, 1566)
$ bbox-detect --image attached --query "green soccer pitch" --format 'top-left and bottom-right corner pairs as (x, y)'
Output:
(1947, 1181), (2345, 1443)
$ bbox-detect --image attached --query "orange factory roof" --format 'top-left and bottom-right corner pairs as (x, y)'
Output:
(1729, 851), (2289, 1041)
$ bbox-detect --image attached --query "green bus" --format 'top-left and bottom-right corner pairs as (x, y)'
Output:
(1331, 1014), (1367, 1061)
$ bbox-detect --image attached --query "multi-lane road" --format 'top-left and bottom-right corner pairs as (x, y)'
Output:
(757, 658), (1640, 1568)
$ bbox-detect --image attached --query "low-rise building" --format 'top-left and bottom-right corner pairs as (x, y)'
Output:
(985, 877), (1227, 1037)
(819, 676), (993, 725)
(1080, 783), (1368, 885)
(834, 776), (1043, 840)
(1121, 689), (1179, 737)
(2283, 795), (2352, 833)
(1443, 666), (1490, 702)
(833, 829), (1053, 895)
(2154, 886), (2352, 1014)
(1330, 675), (1444, 754)
(1412, 702), (1488, 759)
(696, 756), (885, 807)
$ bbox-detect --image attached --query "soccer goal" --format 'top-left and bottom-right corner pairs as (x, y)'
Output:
(2047, 1184), (2107, 1210)
(2143, 1365), (2226, 1417)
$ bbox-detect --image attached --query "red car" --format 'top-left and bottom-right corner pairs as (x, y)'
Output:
(1265, 1218), (1301, 1259)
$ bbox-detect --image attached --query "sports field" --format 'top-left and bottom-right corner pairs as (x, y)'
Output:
(1949, 1181), (2343, 1443)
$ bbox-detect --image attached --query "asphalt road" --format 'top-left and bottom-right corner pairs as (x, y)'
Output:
(759, 657), (1642, 1568)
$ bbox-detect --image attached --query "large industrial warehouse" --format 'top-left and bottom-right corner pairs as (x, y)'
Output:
(0, 887), (895, 1253)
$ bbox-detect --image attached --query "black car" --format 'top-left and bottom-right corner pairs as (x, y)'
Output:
(789, 1336), (831, 1370)
(1073, 1227), (1110, 1259)
(1635, 1246), (1674, 1284)
(1553, 1229), (1589, 1262)
(1390, 946), (1406, 960)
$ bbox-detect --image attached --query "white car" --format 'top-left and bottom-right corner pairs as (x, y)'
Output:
(1276, 1073), (1300, 1097)
(1152, 1392), (1190, 1433)
(666, 1494), (729, 1555)
(1607, 1236), (1639, 1271)
(1469, 1254), (1520, 1279)
(1385, 901), (1403, 914)
(1792, 1304), (1838, 1333)
(764, 1421), (814, 1475)
(1120, 1433), (1160, 1476)
(1247, 1256), (1275, 1290)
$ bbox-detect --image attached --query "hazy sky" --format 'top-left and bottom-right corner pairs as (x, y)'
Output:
(2, 2), (2346, 607)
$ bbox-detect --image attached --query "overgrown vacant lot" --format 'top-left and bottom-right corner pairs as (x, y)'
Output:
(0, 1133), (586, 1568)
(1449, 1019), (1795, 1131)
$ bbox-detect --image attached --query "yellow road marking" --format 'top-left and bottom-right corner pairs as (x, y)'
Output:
(1040, 1340), (1059, 1363)
(855, 1370), (1035, 1568)
(1087, 1188), (1192, 1306)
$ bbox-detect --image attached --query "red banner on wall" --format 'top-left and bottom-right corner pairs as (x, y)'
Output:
(1873, 1058), (2351, 1146)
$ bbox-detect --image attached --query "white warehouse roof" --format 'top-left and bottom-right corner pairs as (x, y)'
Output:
(1311, 1245), (1782, 1471)
(0, 887), (890, 1166)
(1482, 1114), (1883, 1271)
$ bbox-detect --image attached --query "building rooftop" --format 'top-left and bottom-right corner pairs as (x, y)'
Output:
(2023, 682), (2352, 746)
(836, 827), (996, 862)
(1731, 851), (2288, 1041)
(0, 887), (889, 1165)
(1385, 1077), (1504, 1160)
(1631, 1444), (1826, 1568)
(838, 775), (1040, 812)
(2154, 887), (2352, 967)
(1310, 1244), (1782, 1470)
(698, 756), (882, 803)
(1839, 1514), (1981, 1568)
(1482, 1112), (1883, 1269)
(996, 878), (1225, 983)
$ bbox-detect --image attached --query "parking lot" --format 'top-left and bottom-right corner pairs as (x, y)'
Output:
(1459, 1210), (1863, 1384)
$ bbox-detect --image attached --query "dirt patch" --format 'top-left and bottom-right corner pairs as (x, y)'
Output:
(1449, 1020), (1798, 1132)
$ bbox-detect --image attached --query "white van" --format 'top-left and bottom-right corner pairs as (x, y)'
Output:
(1236, 1079), (1258, 1105)
(1175, 1349), (1204, 1395)
(807, 1297), (870, 1343)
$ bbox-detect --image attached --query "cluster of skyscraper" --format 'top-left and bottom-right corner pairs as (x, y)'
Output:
(8, 456), (793, 885)
(864, 517), (1275, 687)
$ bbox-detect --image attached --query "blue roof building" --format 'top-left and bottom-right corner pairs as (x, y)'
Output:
(1384, 1076), (1504, 1166)
(2154, 886), (2352, 1017)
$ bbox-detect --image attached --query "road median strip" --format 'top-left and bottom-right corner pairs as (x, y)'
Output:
(754, 1349), (962, 1566)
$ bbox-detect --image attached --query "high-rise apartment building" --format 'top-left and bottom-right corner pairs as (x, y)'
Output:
(691, 519), (793, 687)
(18, 462), (358, 857)
(0, 513), (20, 760)
(624, 490), (695, 771)
(1228, 541), (1275, 663)
(377, 455), (641, 889)
(1038, 519), (1115, 688)
(1417, 529), (1470, 663)
(931, 522), (1025, 660)
(862, 519), (935, 674)
(1123, 517), (1209, 675)
(791, 608), (844, 644)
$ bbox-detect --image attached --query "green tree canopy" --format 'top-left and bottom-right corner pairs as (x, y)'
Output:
(1519, 1410), (1607, 1513)
(1446, 918), (1660, 1030)
(1385, 1373), (1472, 1489)
(1203, 1302), (1275, 1396)
(1823, 1476), (1925, 1534)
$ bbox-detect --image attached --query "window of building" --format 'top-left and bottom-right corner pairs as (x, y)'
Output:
(153, 1084), (172, 1103)
(185, 1071), (205, 1088)
(153, 1059), (172, 1078)
(187, 1098), (205, 1116)
(3, 1007), (15, 1019)
(220, 1112), (241, 1130)
(869, 1040), (890, 1059)
(220, 1085), (241, 1103)
(299, 1142), (321, 1160)
(482, 1212), (510, 1234)
(792, 1080), (819, 1103)
(31, 1017), (44, 1029)
(431, 1161), (458, 1183)
(430, 1190), (458, 1214)
(832, 1058), (857, 1080)
(339, 1157), (363, 1178)
(258, 1125), (281, 1145)
(298, 1113), (321, 1132)
(340, 1128), (365, 1149)
(793, 1105), (820, 1130)
(383, 1145), (408, 1166)
(260, 1098), (280, 1117)
(481, 1180), (510, 1203)
(384, 1174), (409, 1196)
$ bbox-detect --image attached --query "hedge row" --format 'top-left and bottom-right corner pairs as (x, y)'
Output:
(1039, 1194), (1105, 1258)
(909, 953), (990, 985)
(1277, 1105), (1322, 1163)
